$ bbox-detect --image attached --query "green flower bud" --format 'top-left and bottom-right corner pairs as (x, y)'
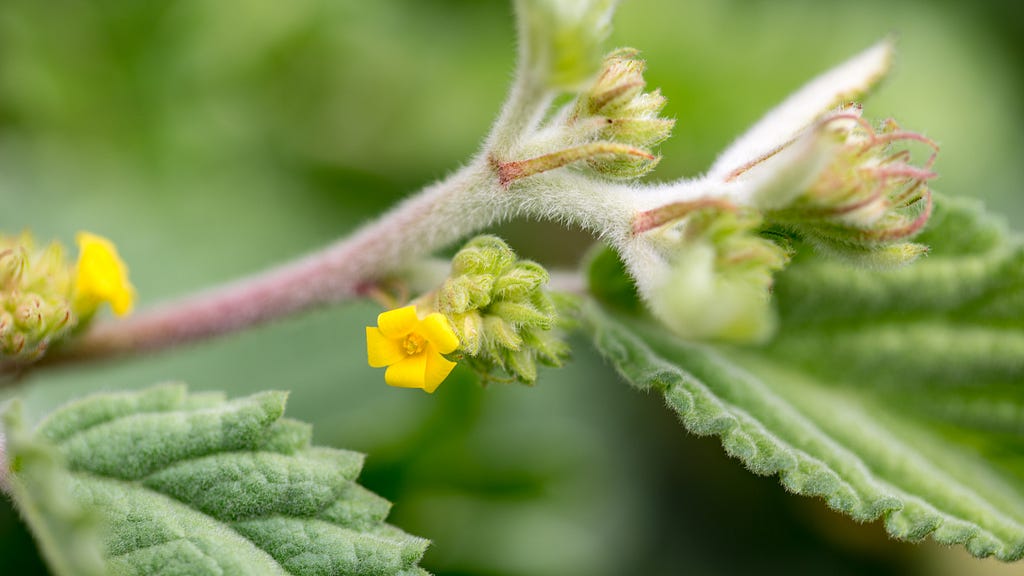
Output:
(451, 236), (517, 277)
(432, 235), (569, 384)
(438, 274), (495, 314)
(483, 316), (524, 352)
(566, 48), (675, 179)
(602, 116), (674, 148)
(506, 349), (538, 383)
(632, 205), (790, 343)
(577, 48), (647, 117)
(450, 310), (485, 356)
(614, 88), (668, 120)
(493, 261), (549, 300)
(521, 328), (571, 367)
(488, 301), (552, 329)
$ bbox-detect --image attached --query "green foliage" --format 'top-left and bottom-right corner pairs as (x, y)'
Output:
(2, 401), (106, 576)
(3, 385), (429, 576)
(584, 195), (1024, 560)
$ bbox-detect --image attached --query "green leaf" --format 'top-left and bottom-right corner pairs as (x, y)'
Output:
(583, 195), (1024, 560)
(3, 384), (430, 576)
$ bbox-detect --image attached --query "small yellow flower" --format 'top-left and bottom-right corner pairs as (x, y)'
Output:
(73, 232), (135, 317)
(366, 305), (460, 393)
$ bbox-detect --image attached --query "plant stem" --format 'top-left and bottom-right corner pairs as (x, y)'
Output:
(0, 433), (7, 495)
(30, 162), (495, 368)
(5, 160), (643, 374)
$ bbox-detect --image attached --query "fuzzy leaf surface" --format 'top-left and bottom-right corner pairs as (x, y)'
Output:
(584, 195), (1024, 560)
(3, 384), (429, 576)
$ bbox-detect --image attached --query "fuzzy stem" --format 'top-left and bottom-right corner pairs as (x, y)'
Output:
(484, 0), (557, 155)
(25, 162), (490, 367)
(1, 160), (644, 375)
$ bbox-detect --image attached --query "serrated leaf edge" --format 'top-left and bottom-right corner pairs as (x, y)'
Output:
(584, 303), (1024, 560)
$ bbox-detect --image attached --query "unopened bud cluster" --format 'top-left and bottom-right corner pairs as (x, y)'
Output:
(640, 206), (790, 343)
(433, 236), (568, 383)
(0, 234), (76, 362)
(765, 107), (937, 267)
(567, 48), (674, 179)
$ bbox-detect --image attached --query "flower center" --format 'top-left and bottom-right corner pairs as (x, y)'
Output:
(403, 333), (427, 356)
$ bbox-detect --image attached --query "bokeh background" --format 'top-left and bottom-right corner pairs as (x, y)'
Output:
(1, 0), (1023, 574)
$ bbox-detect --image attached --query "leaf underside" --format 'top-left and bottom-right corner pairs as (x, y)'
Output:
(3, 384), (430, 576)
(585, 195), (1024, 560)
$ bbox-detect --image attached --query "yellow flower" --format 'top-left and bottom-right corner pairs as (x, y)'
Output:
(366, 305), (460, 393)
(73, 232), (135, 317)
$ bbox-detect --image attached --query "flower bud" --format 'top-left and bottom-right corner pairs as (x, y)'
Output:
(522, 329), (571, 366)
(438, 274), (494, 315)
(602, 115), (674, 148)
(759, 106), (937, 267)
(431, 235), (569, 384)
(450, 310), (485, 356)
(506, 349), (538, 383)
(0, 245), (25, 287)
(488, 301), (552, 329)
(0, 235), (76, 362)
(628, 205), (790, 343)
(483, 316), (524, 352)
(492, 261), (549, 300)
(576, 48), (647, 117)
(451, 236), (517, 277)
(568, 48), (675, 179)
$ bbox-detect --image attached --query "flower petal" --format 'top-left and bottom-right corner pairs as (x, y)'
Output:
(418, 313), (460, 354)
(377, 305), (419, 338)
(423, 347), (457, 393)
(366, 327), (406, 368)
(385, 353), (428, 389)
(707, 39), (893, 182)
(74, 231), (135, 316)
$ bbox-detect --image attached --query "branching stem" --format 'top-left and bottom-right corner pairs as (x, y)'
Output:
(8, 147), (646, 375)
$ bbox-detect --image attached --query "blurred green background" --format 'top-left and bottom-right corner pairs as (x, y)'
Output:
(1, 0), (1022, 574)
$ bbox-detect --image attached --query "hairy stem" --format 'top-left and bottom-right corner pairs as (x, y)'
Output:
(484, 0), (556, 154)
(3, 159), (645, 375)
(0, 432), (7, 495)
(33, 162), (494, 367)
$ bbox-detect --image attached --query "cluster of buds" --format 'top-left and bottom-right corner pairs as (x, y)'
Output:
(609, 41), (944, 344)
(0, 234), (76, 362)
(567, 48), (674, 178)
(495, 48), (674, 186)
(432, 236), (569, 384)
(628, 203), (790, 343)
(748, 105), (938, 268)
(0, 231), (134, 364)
